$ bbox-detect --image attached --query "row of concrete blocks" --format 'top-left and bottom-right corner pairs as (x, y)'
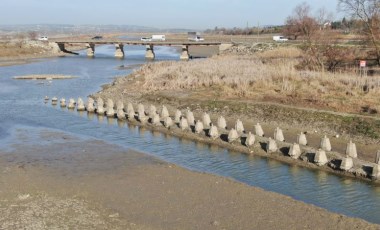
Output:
(50, 96), (380, 179)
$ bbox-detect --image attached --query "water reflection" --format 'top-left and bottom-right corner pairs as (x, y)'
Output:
(97, 115), (105, 124)
(209, 144), (220, 153)
(87, 112), (95, 121)
(152, 131), (161, 138)
(316, 170), (329, 184)
(289, 165), (301, 176)
(107, 117), (115, 126)
(163, 133), (172, 141)
(117, 119), (126, 128)
(195, 141), (207, 150)
(138, 126), (147, 136)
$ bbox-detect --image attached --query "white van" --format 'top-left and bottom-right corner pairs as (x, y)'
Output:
(38, 36), (48, 41)
(273, 36), (288, 42)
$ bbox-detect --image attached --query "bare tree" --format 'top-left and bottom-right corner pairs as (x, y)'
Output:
(27, 31), (38, 40)
(283, 2), (319, 42)
(316, 7), (334, 29)
(338, 0), (380, 64)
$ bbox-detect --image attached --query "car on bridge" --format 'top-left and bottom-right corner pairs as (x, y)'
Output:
(141, 37), (152, 42)
(91, 36), (103, 40)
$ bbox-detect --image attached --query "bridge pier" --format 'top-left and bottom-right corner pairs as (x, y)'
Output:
(86, 43), (95, 57)
(180, 45), (189, 60)
(115, 44), (124, 58)
(145, 45), (155, 60)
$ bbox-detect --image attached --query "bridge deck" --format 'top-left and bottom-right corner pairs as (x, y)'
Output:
(54, 40), (223, 46)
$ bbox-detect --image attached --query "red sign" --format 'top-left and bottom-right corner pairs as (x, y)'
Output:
(360, 60), (366, 67)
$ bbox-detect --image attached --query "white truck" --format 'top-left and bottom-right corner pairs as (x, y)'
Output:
(152, 35), (166, 41)
(273, 36), (288, 42)
(189, 36), (204, 42)
(188, 32), (204, 41)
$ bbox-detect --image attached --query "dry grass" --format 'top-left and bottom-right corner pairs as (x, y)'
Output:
(130, 46), (380, 114)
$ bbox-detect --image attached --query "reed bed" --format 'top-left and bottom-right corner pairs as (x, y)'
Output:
(133, 47), (380, 113)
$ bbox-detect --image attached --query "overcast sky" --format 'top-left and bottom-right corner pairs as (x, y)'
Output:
(0, 0), (340, 29)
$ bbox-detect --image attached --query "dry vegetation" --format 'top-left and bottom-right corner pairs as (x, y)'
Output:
(0, 41), (53, 58)
(131, 46), (380, 115)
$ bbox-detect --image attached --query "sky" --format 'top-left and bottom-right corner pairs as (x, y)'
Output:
(0, 0), (340, 29)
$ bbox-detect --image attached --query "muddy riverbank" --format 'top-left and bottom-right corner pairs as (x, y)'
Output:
(0, 128), (378, 229)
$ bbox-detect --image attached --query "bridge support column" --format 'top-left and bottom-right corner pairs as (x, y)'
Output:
(180, 45), (189, 60)
(145, 45), (155, 60)
(86, 43), (95, 57)
(219, 43), (233, 53)
(115, 44), (124, 58)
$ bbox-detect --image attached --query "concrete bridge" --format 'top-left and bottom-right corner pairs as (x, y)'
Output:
(54, 40), (232, 60)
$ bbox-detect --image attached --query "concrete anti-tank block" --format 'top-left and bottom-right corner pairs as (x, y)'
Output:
(209, 125), (219, 140)
(161, 105), (169, 119)
(51, 97), (58, 105)
(149, 105), (157, 118)
(106, 99), (115, 117)
(228, 128), (239, 143)
(314, 149), (328, 166)
(345, 140), (357, 158)
(77, 97), (85, 111)
(152, 114), (161, 126)
(297, 133), (307, 145)
(116, 101), (124, 111)
(86, 98), (95, 112)
(60, 98), (66, 107)
(174, 110), (182, 123)
(180, 118), (189, 131)
(68, 98), (76, 109)
(96, 98), (104, 114)
(288, 143), (301, 159)
(217, 116), (227, 129)
(117, 109), (126, 120)
(186, 110), (195, 126)
(255, 123), (264, 137)
(320, 135), (332, 151)
(127, 103), (134, 115)
(372, 151), (380, 179)
(274, 127), (285, 142)
(235, 119), (244, 134)
(137, 103), (145, 118)
(266, 138), (277, 153)
(195, 120), (204, 134)
(245, 132), (255, 147)
(340, 157), (353, 171)
(202, 113), (211, 128)
(164, 117), (173, 128)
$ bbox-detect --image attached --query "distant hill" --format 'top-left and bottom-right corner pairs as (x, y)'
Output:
(0, 24), (194, 36)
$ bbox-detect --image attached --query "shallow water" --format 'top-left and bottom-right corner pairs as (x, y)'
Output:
(0, 44), (379, 224)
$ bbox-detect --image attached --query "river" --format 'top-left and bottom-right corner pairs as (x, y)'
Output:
(0, 44), (379, 224)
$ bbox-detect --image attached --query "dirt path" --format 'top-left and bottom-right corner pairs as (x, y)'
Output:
(0, 128), (378, 229)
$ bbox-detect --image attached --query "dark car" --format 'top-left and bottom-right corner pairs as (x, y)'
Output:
(91, 36), (103, 40)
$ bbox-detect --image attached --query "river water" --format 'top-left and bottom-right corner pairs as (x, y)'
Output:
(0, 44), (379, 224)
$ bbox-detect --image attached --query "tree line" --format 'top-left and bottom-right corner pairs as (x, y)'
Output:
(205, 0), (380, 70)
